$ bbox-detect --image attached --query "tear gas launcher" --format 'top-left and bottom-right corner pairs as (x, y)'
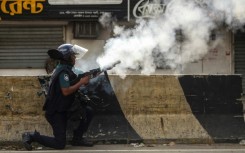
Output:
(70, 60), (121, 85)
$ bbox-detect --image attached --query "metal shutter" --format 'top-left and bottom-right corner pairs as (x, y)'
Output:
(0, 26), (64, 68)
(234, 31), (245, 93)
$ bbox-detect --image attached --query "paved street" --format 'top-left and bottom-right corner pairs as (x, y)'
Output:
(1, 144), (245, 153)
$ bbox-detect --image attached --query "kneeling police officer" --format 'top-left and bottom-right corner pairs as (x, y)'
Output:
(22, 44), (94, 150)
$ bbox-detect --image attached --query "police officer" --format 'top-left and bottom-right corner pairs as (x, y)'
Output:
(22, 44), (94, 150)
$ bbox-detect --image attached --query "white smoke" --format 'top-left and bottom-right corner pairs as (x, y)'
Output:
(97, 0), (245, 76)
(99, 12), (114, 29)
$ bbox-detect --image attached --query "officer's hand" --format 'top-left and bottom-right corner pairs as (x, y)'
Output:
(80, 75), (90, 85)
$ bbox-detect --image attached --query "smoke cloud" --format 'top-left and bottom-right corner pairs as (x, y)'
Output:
(97, 0), (245, 76)
(98, 12), (114, 29)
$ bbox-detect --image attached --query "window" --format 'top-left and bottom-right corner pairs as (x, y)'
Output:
(73, 22), (99, 38)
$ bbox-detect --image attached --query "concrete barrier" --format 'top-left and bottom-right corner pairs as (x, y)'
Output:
(0, 77), (52, 142)
(0, 75), (244, 144)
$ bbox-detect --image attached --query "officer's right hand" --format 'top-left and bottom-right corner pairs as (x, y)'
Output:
(80, 75), (90, 85)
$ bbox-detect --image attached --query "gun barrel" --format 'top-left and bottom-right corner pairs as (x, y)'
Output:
(101, 60), (121, 71)
(71, 60), (121, 85)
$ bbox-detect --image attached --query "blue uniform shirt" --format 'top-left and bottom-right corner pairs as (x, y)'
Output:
(57, 64), (83, 88)
(59, 72), (70, 88)
(54, 64), (72, 88)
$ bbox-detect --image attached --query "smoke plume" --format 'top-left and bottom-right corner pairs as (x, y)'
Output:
(97, 0), (245, 76)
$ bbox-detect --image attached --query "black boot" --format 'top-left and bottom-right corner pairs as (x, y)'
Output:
(71, 137), (94, 147)
(22, 131), (39, 151)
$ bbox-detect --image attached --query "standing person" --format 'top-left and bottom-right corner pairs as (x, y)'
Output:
(22, 44), (94, 150)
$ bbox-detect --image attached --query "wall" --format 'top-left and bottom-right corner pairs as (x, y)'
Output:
(0, 77), (52, 142)
(0, 74), (244, 144)
(68, 24), (232, 75)
(0, 22), (232, 76)
(169, 28), (232, 75)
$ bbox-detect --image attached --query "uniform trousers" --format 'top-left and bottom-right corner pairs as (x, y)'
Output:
(33, 106), (93, 149)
